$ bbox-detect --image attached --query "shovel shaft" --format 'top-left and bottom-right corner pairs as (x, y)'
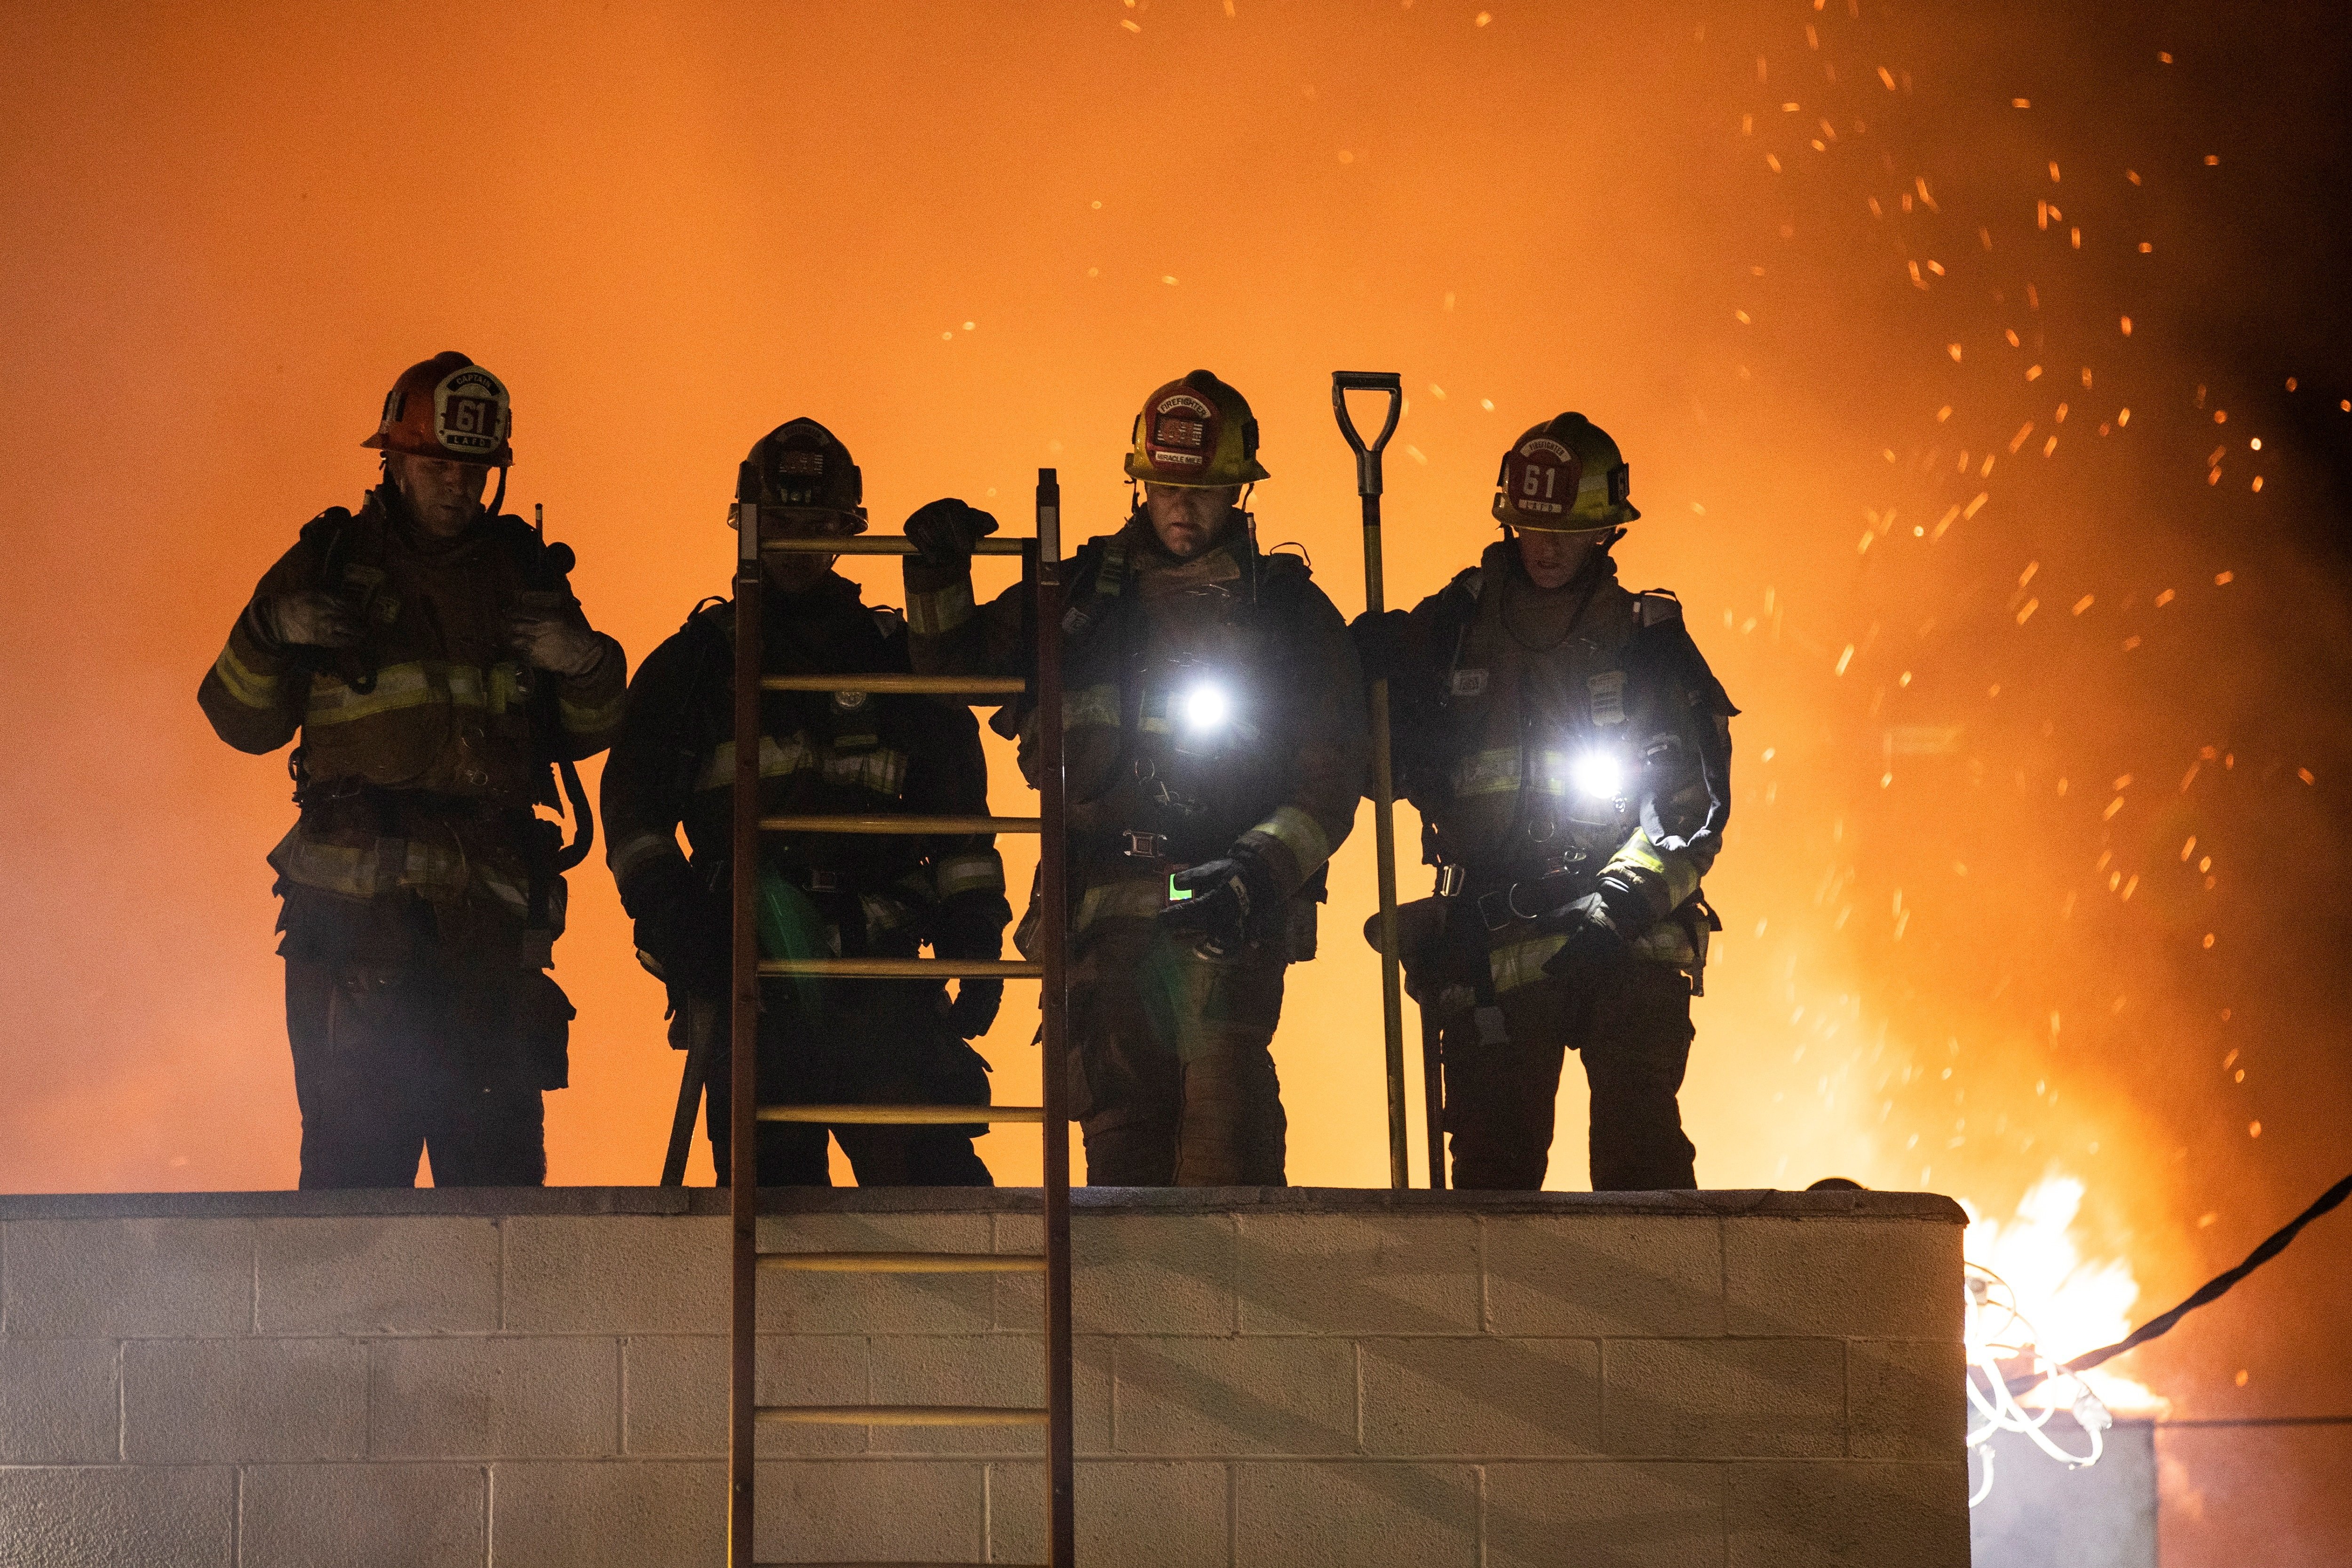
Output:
(1334, 370), (1412, 1192)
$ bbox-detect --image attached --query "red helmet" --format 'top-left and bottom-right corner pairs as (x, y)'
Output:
(361, 351), (513, 468)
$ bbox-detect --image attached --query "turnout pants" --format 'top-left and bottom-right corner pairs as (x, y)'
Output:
(1066, 909), (1289, 1187)
(1440, 957), (1697, 1192)
(696, 984), (994, 1188)
(284, 958), (555, 1189)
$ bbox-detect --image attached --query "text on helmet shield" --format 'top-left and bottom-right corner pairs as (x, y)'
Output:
(1508, 437), (1582, 517)
(433, 367), (508, 459)
(1147, 392), (1216, 469)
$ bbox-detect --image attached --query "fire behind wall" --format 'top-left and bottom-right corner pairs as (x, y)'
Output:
(0, 2), (2345, 1559)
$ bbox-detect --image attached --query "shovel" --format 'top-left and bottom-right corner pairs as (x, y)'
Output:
(1332, 371), (1411, 1190)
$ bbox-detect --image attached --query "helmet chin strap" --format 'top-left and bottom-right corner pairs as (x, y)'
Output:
(487, 464), (509, 520)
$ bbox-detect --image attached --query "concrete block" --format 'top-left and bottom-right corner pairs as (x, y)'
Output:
(1602, 1337), (1845, 1458)
(867, 1332), (1111, 1456)
(371, 1335), (620, 1458)
(621, 1332), (868, 1457)
(1234, 1215), (1480, 1336)
(1357, 1336), (1600, 1457)
(1, 1218), (251, 1337)
(503, 1217), (727, 1335)
(622, 1335), (729, 1457)
(754, 1458), (985, 1563)
(0, 1339), (119, 1462)
(1485, 1461), (1724, 1568)
(755, 1211), (998, 1336)
(1234, 1461), (1479, 1567)
(491, 1459), (723, 1568)
(0, 1465), (232, 1568)
(1483, 1214), (1725, 1337)
(122, 1337), (366, 1462)
(239, 1463), (486, 1568)
(997, 1212), (1238, 1337)
(1114, 1335), (1355, 1456)
(1725, 1460), (1970, 1568)
(255, 1216), (500, 1334)
(1846, 1338), (1967, 1461)
(1723, 1218), (1962, 1340)
(989, 1458), (1228, 1567)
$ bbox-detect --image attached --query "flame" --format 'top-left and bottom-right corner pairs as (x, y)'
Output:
(1963, 1172), (2168, 1414)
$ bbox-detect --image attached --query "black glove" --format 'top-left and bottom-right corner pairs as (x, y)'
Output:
(1158, 850), (1280, 956)
(630, 860), (731, 995)
(251, 589), (362, 651)
(904, 498), (998, 572)
(507, 590), (609, 677)
(932, 888), (1010, 1039)
(1349, 608), (1410, 685)
(945, 978), (1004, 1039)
(1538, 876), (1652, 982)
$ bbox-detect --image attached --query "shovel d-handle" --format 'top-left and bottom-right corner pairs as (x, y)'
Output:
(1332, 371), (1404, 497)
(1332, 370), (1413, 1190)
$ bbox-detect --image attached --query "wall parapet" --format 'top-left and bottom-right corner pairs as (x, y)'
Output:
(0, 1186), (1968, 1567)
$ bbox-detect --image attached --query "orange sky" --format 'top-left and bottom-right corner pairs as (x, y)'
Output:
(5, 5), (2349, 1551)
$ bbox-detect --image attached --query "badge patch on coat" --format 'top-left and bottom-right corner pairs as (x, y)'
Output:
(1450, 668), (1488, 698)
(1587, 670), (1628, 725)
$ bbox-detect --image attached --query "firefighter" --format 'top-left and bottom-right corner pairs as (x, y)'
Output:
(899, 371), (1367, 1187)
(199, 351), (626, 1188)
(1363, 413), (1736, 1191)
(602, 419), (1009, 1186)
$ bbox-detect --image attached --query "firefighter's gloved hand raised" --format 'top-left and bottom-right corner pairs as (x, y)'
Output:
(508, 592), (610, 677)
(1159, 851), (1280, 956)
(252, 590), (362, 651)
(904, 498), (998, 572)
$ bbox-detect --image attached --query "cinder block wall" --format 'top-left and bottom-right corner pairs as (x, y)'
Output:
(0, 1187), (1966, 1567)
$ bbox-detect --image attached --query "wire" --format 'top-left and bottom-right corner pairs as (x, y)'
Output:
(1963, 1262), (2110, 1506)
(2064, 1170), (2352, 1376)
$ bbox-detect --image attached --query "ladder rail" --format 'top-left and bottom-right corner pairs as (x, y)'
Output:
(726, 491), (1075, 1566)
(728, 505), (763, 1568)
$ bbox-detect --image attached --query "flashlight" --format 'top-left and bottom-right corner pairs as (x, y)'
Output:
(1570, 749), (1625, 801)
(1180, 682), (1232, 732)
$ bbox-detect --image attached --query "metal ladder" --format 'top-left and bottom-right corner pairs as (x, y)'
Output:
(726, 470), (1075, 1567)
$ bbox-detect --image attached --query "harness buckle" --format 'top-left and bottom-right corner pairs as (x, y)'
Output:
(1435, 862), (1468, 899)
(1123, 830), (1163, 860)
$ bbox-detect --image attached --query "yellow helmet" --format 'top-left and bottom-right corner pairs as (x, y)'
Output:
(1492, 412), (1638, 532)
(1124, 369), (1270, 488)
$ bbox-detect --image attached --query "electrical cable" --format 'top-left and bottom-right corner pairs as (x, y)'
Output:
(2061, 1170), (2352, 1376)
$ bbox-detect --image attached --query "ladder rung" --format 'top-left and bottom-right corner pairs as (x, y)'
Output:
(760, 814), (1041, 835)
(760, 673), (1027, 694)
(756, 1404), (1047, 1427)
(756, 1104), (1044, 1125)
(763, 536), (1029, 557)
(758, 958), (1042, 979)
(759, 1251), (1045, 1273)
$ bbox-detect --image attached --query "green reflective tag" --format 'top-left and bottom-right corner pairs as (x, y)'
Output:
(1167, 875), (1192, 902)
